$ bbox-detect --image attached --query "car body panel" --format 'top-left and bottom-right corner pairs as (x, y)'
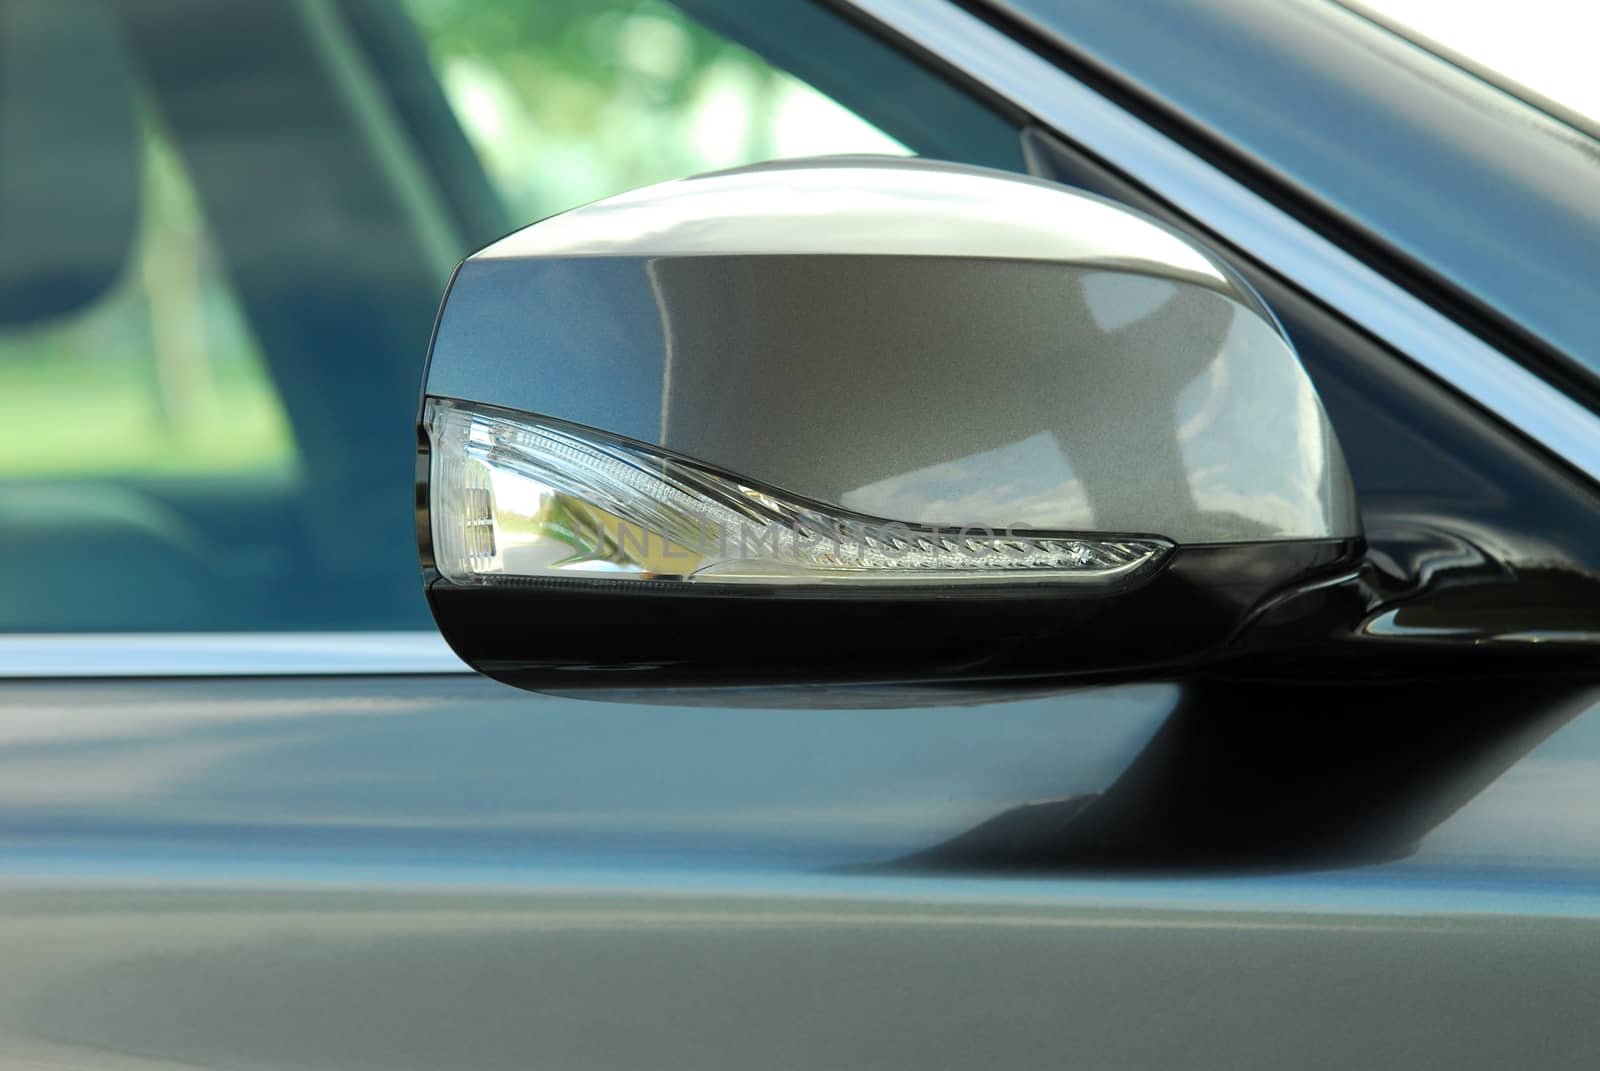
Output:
(6, 0), (1600, 1067)
(2, 675), (1599, 1068)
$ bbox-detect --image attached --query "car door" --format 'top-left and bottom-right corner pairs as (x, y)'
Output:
(2, 1), (1599, 1069)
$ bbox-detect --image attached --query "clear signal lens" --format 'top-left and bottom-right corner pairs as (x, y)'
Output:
(426, 399), (1170, 587)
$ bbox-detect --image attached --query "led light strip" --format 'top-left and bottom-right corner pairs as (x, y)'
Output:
(426, 399), (1171, 587)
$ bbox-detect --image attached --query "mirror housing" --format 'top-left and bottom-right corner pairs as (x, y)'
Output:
(418, 157), (1361, 695)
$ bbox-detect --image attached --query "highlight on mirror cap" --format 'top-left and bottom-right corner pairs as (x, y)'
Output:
(425, 398), (1172, 588)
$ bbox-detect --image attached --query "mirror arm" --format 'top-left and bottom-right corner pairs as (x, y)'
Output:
(891, 675), (1597, 873)
(887, 517), (1600, 873)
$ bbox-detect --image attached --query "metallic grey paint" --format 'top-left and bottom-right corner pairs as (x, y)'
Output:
(427, 158), (1358, 544)
(1, 675), (1598, 1068)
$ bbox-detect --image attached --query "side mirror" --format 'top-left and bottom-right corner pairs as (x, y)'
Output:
(417, 157), (1361, 695)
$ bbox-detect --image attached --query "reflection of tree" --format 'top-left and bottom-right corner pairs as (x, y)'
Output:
(141, 136), (214, 429)
(0, 94), (291, 478)
(403, 0), (887, 224)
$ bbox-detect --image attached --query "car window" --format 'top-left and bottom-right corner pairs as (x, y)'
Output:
(403, 0), (907, 226)
(1349, 0), (1600, 130)
(0, 0), (915, 633)
(994, 0), (1600, 388)
(0, 111), (303, 633)
(0, 133), (294, 485)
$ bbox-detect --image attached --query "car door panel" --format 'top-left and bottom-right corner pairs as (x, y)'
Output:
(2, 676), (1599, 1067)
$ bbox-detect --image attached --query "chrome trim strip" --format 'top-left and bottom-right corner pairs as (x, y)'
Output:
(844, 0), (1600, 486)
(0, 632), (470, 679)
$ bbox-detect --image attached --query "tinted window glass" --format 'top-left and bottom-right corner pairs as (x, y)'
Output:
(404, 0), (907, 226)
(998, 0), (1600, 385)
(0, 0), (914, 632)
